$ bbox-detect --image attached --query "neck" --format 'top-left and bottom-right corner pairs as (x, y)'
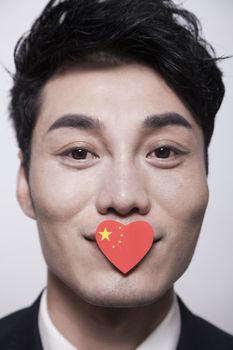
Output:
(47, 271), (174, 350)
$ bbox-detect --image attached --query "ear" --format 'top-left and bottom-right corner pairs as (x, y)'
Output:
(16, 151), (36, 220)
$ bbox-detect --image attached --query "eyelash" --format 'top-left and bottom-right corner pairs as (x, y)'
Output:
(61, 145), (183, 161)
(62, 147), (98, 160)
(147, 145), (183, 159)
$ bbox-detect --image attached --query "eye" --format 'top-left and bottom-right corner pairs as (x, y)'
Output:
(71, 148), (89, 160)
(148, 146), (179, 159)
(63, 147), (98, 160)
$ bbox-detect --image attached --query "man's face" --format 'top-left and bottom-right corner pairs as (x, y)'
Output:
(18, 63), (209, 307)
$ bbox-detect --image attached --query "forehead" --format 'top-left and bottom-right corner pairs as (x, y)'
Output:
(36, 63), (199, 134)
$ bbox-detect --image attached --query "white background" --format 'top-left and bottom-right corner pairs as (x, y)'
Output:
(0, 0), (232, 335)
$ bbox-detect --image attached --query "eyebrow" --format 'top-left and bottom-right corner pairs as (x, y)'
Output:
(47, 114), (105, 133)
(142, 112), (192, 130)
(46, 112), (192, 134)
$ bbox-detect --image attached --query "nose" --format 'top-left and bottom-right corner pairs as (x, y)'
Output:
(95, 159), (151, 217)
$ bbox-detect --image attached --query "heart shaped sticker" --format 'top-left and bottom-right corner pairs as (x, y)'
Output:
(96, 220), (154, 274)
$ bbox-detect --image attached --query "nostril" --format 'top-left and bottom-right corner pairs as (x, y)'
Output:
(107, 206), (141, 217)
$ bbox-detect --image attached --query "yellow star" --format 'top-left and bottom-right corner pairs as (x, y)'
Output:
(99, 227), (112, 241)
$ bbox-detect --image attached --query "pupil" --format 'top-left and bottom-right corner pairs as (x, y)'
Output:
(72, 149), (87, 159)
(155, 147), (170, 158)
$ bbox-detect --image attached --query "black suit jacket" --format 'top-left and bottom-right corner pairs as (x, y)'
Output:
(0, 292), (233, 349)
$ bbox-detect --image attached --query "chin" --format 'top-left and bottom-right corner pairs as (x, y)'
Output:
(72, 269), (172, 308)
(82, 293), (161, 308)
(82, 293), (160, 308)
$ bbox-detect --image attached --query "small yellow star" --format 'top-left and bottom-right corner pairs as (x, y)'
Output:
(99, 227), (112, 241)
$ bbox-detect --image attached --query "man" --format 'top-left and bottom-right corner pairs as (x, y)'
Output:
(0, 0), (233, 349)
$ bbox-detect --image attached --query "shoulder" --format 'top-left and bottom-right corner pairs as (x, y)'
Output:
(0, 307), (29, 344)
(177, 296), (233, 350)
(193, 313), (233, 348)
(0, 293), (43, 349)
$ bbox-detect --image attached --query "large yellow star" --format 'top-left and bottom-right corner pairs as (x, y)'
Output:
(99, 227), (112, 241)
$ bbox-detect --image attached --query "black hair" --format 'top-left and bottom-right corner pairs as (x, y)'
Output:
(9, 0), (225, 175)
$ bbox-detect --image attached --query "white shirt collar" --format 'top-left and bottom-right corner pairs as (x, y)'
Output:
(38, 289), (77, 350)
(136, 293), (181, 350)
(38, 288), (181, 350)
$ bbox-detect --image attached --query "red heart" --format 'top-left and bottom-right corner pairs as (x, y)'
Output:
(96, 220), (154, 274)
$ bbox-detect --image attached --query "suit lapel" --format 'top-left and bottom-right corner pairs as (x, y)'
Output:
(8, 292), (44, 350)
(176, 296), (211, 350)
(6, 291), (225, 350)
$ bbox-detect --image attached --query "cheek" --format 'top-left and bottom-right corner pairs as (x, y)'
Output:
(145, 167), (209, 287)
(149, 164), (209, 227)
(29, 159), (97, 221)
(28, 160), (94, 278)
(164, 176), (208, 225)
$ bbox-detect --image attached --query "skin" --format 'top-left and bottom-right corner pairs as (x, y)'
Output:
(17, 63), (209, 350)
